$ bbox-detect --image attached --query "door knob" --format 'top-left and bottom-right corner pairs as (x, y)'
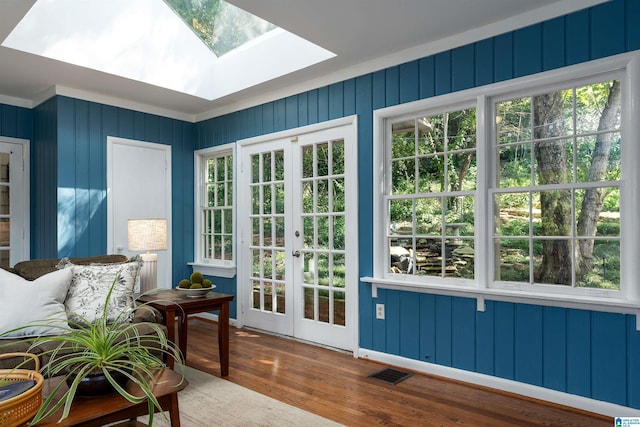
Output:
(292, 250), (301, 257)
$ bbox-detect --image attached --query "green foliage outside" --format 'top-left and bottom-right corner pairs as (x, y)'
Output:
(250, 142), (348, 305)
(246, 80), (621, 296)
(164, 0), (275, 56)
(388, 80), (621, 290)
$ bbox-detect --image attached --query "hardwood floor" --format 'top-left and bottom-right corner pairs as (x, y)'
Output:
(185, 317), (611, 426)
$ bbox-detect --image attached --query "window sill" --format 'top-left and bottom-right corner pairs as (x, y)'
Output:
(189, 262), (236, 278)
(360, 276), (640, 329)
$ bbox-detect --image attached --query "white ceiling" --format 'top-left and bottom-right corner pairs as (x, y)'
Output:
(0, 0), (607, 122)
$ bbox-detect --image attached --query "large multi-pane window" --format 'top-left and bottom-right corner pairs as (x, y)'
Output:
(375, 55), (636, 305)
(195, 146), (234, 271)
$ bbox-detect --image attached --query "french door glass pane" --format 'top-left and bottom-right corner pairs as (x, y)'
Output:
(303, 252), (315, 284)
(304, 287), (314, 320)
(332, 178), (345, 212)
(334, 291), (345, 326)
(317, 216), (329, 249)
(0, 154), (9, 183)
(0, 186), (9, 215)
(0, 218), (9, 246)
(333, 216), (345, 250)
(317, 143), (329, 176)
(0, 250), (8, 269)
(332, 141), (345, 174)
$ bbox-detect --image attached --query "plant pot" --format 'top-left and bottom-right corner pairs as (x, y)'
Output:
(66, 368), (130, 397)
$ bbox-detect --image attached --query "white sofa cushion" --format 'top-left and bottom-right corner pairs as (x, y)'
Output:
(0, 268), (73, 338)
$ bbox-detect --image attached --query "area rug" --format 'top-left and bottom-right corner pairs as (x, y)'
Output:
(139, 366), (343, 426)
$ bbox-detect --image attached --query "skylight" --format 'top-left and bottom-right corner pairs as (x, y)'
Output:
(2, 0), (335, 101)
(164, 0), (276, 57)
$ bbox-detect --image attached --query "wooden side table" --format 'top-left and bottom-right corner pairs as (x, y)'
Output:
(137, 289), (235, 376)
(36, 368), (187, 427)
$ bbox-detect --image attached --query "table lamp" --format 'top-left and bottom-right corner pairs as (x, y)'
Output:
(128, 218), (167, 292)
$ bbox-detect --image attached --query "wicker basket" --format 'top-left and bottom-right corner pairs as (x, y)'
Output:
(0, 352), (44, 427)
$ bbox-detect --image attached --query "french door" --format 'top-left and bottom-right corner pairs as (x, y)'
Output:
(238, 117), (358, 351)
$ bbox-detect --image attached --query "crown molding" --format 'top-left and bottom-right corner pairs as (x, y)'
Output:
(0, 93), (32, 109)
(30, 85), (196, 122)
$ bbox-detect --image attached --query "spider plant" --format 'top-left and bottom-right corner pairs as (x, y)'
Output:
(2, 275), (183, 425)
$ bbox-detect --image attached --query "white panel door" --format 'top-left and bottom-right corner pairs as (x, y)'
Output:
(238, 117), (358, 351)
(107, 137), (172, 289)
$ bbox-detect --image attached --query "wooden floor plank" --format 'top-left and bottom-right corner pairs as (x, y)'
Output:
(185, 317), (611, 426)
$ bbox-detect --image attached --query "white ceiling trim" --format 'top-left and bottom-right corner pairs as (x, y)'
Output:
(4, 86), (196, 122)
(0, 93), (31, 109)
(38, 85), (197, 122)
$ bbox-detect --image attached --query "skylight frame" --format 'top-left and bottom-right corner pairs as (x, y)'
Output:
(2, 0), (335, 101)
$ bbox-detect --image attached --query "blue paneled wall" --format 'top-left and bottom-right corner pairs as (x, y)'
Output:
(0, 103), (32, 140)
(33, 98), (58, 257)
(31, 96), (195, 287)
(193, 0), (640, 409)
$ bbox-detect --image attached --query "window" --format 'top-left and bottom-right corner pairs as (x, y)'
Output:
(494, 81), (620, 290)
(388, 108), (477, 283)
(193, 144), (236, 277)
(371, 53), (640, 310)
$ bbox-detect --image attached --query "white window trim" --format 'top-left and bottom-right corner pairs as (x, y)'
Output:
(365, 52), (640, 326)
(0, 136), (30, 265)
(191, 142), (236, 278)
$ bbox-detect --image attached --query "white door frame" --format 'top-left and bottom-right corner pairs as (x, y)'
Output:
(106, 136), (172, 288)
(236, 116), (359, 353)
(0, 136), (29, 265)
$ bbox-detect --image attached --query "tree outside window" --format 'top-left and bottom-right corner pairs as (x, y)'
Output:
(384, 79), (621, 292)
(388, 108), (477, 280)
(202, 151), (234, 263)
(495, 80), (621, 289)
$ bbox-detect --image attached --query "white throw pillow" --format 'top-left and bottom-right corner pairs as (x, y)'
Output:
(64, 259), (142, 325)
(0, 268), (73, 338)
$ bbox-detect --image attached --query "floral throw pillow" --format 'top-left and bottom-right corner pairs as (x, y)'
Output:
(64, 257), (143, 325)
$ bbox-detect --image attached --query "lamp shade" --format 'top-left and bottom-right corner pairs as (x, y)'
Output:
(128, 218), (167, 252)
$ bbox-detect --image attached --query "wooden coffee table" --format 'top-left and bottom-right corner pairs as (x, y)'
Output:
(35, 368), (187, 427)
(137, 289), (235, 376)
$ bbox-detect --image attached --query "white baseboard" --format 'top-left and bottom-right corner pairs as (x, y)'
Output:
(359, 348), (638, 418)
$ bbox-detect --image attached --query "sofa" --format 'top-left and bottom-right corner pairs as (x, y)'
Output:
(0, 255), (166, 371)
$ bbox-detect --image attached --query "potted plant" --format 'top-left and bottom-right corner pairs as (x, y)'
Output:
(3, 275), (183, 425)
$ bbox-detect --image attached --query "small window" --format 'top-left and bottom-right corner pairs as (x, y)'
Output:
(194, 144), (235, 276)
